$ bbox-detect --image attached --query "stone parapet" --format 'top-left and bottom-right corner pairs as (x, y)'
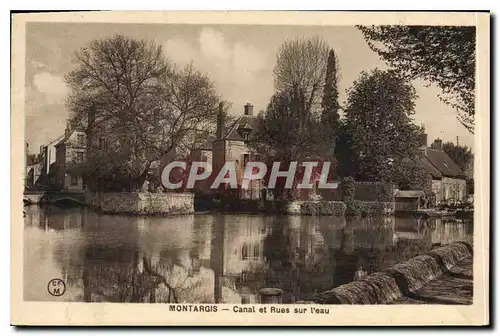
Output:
(85, 192), (194, 215)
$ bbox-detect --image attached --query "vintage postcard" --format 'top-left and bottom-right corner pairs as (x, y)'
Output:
(11, 11), (490, 326)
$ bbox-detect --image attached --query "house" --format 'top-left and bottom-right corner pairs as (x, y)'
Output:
(24, 142), (44, 189)
(419, 136), (467, 205)
(25, 163), (43, 189)
(42, 135), (65, 177)
(34, 135), (66, 189)
(53, 126), (87, 192)
(191, 103), (264, 199)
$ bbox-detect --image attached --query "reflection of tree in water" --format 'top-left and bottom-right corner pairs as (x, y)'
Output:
(261, 218), (297, 301)
(261, 218), (337, 302)
(82, 246), (161, 302)
(82, 244), (208, 303)
(263, 222), (295, 270)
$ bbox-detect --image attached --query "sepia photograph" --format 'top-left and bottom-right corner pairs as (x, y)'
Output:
(11, 11), (490, 326)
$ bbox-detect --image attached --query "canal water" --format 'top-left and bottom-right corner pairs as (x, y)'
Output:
(24, 205), (473, 304)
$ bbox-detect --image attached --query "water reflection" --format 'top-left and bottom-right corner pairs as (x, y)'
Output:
(24, 205), (473, 303)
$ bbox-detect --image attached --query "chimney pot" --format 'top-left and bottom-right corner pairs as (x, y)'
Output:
(216, 102), (225, 140)
(419, 133), (428, 148)
(433, 138), (443, 151)
(244, 103), (254, 116)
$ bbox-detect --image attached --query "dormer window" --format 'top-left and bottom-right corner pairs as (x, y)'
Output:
(238, 122), (253, 141)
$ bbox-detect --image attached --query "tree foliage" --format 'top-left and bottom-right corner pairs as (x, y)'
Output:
(358, 25), (476, 133)
(321, 49), (341, 129)
(391, 157), (430, 191)
(253, 91), (326, 162)
(249, 90), (328, 200)
(273, 36), (329, 117)
(341, 69), (424, 185)
(65, 35), (226, 191)
(250, 37), (339, 199)
(442, 141), (474, 173)
(320, 49), (341, 156)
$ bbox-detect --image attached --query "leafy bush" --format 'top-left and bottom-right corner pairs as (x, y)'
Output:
(341, 176), (356, 201)
(301, 201), (346, 216)
(345, 200), (392, 217)
(344, 199), (361, 217)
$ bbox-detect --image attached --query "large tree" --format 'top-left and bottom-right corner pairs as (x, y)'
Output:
(273, 36), (329, 119)
(65, 35), (226, 191)
(320, 49), (341, 159)
(358, 25), (476, 133)
(342, 69), (424, 185)
(250, 90), (326, 199)
(252, 90), (325, 162)
(321, 49), (341, 130)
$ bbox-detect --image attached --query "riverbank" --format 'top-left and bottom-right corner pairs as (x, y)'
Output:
(24, 190), (469, 219)
(202, 198), (397, 217)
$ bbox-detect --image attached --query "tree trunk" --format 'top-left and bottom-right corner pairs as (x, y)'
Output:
(135, 162), (151, 191)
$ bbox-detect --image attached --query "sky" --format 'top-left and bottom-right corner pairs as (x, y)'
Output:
(24, 22), (475, 154)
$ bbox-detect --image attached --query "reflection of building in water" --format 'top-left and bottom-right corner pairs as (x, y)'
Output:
(23, 205), (86, 301)
(431, 218), (471, 245)
(24, 205), (85, 231)
(212, 215), (269, 303)
(211, 216), (402, 302)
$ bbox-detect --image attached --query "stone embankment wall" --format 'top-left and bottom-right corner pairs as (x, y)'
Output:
(298, 242), (472, 304)
(86, 192), (194, 215)
(217, 199), (347, 216)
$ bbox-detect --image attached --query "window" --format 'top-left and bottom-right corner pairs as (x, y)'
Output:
(243, 132), (249, 141)
(77, 134), (85, 146)
(253, 244), (260, 258)
(241, 243), (248, 260)
(76, 152), (84, 163)
(243, 154), (250, 167)
(70, 174), (78, 186)
(241, 243), (260, 260)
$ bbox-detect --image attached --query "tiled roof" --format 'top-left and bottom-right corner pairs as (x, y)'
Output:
(425, 148), (466, 178)
(47, 135), (65, 147)
(419, 155), (443, 179)
(223, 115), (260, 140)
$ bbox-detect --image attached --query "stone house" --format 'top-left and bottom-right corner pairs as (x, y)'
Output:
(191, 103), (264, 199)
(53, 126), (87, 192)
(419, 137), (467, 205)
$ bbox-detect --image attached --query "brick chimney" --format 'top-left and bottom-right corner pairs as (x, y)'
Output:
(419, 133), (428, 148)
(432, 138), (443, 151)
(244, 103), (254, 116)
(65, 123), (71, 138)
(216, 102), (225, 140)
(418, 133), (428, 156)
